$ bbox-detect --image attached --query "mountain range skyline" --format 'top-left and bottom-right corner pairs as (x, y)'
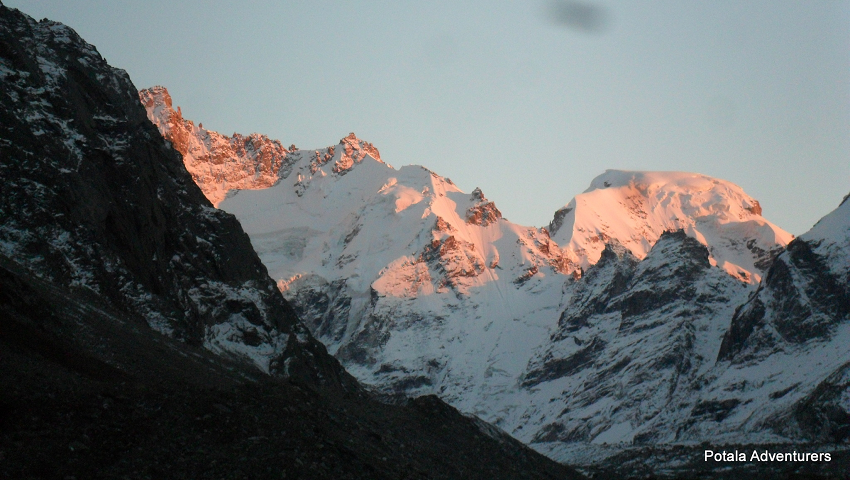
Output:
(5, 0), (848, 236)
(3, 3), (848, 476)
(139, 83), (850, 471)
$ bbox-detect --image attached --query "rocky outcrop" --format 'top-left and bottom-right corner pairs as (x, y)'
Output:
(139, 86), (292, 205)
(466, 187), (502, 226)
(0, 4), (345, 385)
(552, 242), (638, 339)
(745, 200), (763, 216)
(140, 89), (386, 205)
(547, 205), (573, 236)
(421, 235), (486, 286)
(332, 132), (382, 174)
(718, 238), (850, 361)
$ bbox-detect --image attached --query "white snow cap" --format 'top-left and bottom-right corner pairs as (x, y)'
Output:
(549, 170), (793, 283)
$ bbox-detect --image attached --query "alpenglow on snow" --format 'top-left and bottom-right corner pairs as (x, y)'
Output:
(139, 86), (850, 468)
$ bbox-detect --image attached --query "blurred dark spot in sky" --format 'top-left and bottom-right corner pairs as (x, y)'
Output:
(547, 1), (610, 34)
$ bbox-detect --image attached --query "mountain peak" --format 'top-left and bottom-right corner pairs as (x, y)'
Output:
(549, 170), (792, 283)
(139, 85), (171, 107)
(584, 170), (762, 216)
(586, 170), (759, 209)
(332, 132), (383, 173)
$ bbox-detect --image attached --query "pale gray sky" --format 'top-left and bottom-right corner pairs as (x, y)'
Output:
(7, 1), (849, 235)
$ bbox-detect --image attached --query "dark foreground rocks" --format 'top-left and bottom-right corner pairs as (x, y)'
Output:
(0, 256), (581, 480)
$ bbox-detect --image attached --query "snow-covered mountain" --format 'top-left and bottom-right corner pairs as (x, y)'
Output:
(521, 232), (751, 452)
(705, 193), (850, 443)
(140, 88), (577, 409)
(527, 192), (850, 467)
(140, 87), (850, 469)
(548, 170), (792, 283)
(217, 138), (575, 412)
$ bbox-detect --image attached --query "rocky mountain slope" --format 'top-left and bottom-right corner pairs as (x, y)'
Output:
(523, 196), (850, 467)
(708, 194), (850, 444)
(0, 4), (342, 384)
(0, 253), (580, 480)
(578, 193), (850, 478)
(133, 84), (850, 476)
(521, 231), (751, 449)
(0, 4), (584, 478)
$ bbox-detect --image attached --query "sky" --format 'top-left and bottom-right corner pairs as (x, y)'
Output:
(7, 0), (849, 235)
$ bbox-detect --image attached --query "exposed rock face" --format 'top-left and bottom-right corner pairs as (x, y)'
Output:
(746, 200), (763, 216)
(139, 86), (291, 206)
(0, 4), (344, 384)
(333, 132), (382, 174)
(720, 193), (850, 360)
(521, 231), (750, 450)
(141, 88), (385, 206)
(466, 187), (502, 226)
(719, 239), (850, 361)
(704, 194), (850, 444)
(551, 243), (638, 341)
